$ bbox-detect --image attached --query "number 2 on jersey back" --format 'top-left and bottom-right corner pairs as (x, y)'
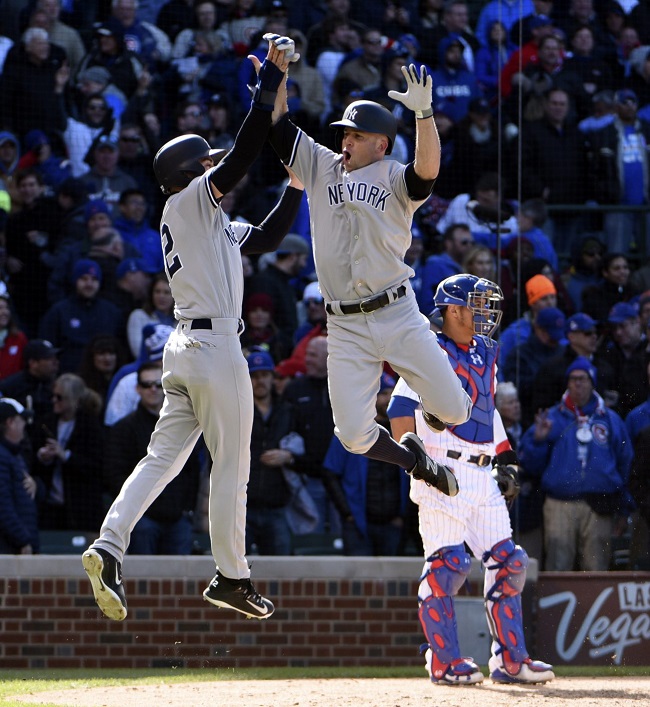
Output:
(161, 223), (183, 279)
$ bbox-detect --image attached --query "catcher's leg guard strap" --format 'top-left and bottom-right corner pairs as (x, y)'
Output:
(418, 545), (471, 668)
(483, 538), (529, 663)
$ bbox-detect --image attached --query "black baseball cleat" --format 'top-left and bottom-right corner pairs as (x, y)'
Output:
(400, 432), (459, 497)
(203, 571), (275, 619)
(422, 409), (447, 433)
(82, 547), (128, 621)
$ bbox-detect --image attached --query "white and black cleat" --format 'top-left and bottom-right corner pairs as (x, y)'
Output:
(82, 547), (128, 621)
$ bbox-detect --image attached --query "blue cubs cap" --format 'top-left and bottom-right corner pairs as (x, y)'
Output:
(84, 198), (110, 221)
(530, 14), (552, 29)
(566, 312), (597, 333)
(615, 89), (638, 104)
(535, 306), (566, 342)
(71, 258), (102, 283)
(116, 257), (150, 280)
(608, 302), (637, 324)
(566, 356), (597, 386)
(247, 350), (275, 373)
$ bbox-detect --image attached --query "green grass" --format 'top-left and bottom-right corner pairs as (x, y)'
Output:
(0, 666), (648, 707)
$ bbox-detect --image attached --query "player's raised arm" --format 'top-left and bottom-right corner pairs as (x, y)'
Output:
(208, 36), (293, 198)
(388, 64), (440, 181)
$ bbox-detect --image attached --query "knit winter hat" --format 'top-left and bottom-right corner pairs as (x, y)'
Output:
(526, 274), (556, 306)
(566, 356), (597, 386)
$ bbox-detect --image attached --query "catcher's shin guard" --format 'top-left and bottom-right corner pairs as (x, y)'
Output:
(418, 545), (471, 677)
(483, 538), (529, 667)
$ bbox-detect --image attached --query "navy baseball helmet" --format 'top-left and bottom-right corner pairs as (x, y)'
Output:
(330, 100), (397, 155)
(153, 134), (228, 194)
(434, 274), (504, 337)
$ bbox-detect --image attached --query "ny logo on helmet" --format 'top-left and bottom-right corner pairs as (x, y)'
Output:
(346, 107), (358, 121)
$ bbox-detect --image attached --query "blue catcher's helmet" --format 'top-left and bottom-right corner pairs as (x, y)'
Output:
(434, 274), (504, 338)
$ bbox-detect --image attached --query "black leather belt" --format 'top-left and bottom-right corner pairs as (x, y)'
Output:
(191, 319), (212, 330)
(447, 450), (492, 467)
(326, 285), (407, 315)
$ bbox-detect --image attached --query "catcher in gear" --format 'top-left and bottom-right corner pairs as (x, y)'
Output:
(267, 57), (472, 495)
(388, 274), (554, 686)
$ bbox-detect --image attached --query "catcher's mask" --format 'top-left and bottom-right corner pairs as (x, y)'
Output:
(434, 273), (504, 338)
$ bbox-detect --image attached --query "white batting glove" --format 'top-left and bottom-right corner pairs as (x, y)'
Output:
(263, 33), (300, 63)
(388, 64), (433, 119)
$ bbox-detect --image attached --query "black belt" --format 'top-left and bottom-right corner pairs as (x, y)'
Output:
(189, 319), (244, 335)
(326, 285), (407, 315)
(191, 319), (212, 330)
(447, 450), (492, 467)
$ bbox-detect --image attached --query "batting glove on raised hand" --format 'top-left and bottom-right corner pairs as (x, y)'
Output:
(263, 33), (300, 63)
(491, 450), (521, 503)
(387, 64), (433, 119)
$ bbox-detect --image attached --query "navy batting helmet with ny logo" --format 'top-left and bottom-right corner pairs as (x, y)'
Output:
(330, 100), (397, 154)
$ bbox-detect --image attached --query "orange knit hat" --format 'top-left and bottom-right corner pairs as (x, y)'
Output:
(525, 274), (556, 306)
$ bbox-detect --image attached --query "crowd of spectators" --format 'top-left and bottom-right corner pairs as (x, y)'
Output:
(1, 0), (650, 570)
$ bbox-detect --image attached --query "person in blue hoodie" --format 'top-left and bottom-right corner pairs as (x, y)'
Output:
(430, 34), (481, 125)
(112, 188), (165, 273)
(519, 356), (633, 571)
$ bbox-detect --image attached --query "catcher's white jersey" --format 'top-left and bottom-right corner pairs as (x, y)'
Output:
(391, 375), (512, 559)
(161, 168), (251, 320)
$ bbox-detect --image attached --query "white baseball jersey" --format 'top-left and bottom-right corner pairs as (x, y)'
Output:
(392, 369), (512, 561)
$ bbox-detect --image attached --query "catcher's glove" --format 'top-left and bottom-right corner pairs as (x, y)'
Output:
(491, 450), (521, 503)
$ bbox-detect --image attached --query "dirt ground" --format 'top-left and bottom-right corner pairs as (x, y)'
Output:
(12, 677), (650, 707)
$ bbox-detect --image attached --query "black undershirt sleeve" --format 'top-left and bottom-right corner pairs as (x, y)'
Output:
(404, 162), (436, 201)
(268, 113), (301, 164)
(241, 185), (304, 255)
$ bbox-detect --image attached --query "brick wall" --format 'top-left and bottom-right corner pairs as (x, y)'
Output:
(0, 556), (536, 670)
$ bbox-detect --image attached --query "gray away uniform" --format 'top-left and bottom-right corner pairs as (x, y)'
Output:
(283, 128), (471, 453)
(96, 169), (253, 579)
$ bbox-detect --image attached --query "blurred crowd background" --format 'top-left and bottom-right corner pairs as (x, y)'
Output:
(0, 0), (649, 571)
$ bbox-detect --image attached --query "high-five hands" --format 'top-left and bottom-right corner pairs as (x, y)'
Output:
(263, 33), (300, 63)
(388, 64), (433, 119)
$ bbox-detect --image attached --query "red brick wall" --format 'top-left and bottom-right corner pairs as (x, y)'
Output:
(0, 576), (423, 669)
(0, 555), (530, 670)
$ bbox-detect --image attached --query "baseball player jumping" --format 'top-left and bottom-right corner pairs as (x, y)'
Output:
(82, 38), (303, 621)
(388, 274), (554, 685)
(263, 38), (471, 492)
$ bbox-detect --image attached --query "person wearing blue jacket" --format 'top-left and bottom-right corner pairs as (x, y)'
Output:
(519, 356), (633, 571)
(0, 398), (41, 554)
(38, 259), (124, 374)
(430, 34), (481, 125)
